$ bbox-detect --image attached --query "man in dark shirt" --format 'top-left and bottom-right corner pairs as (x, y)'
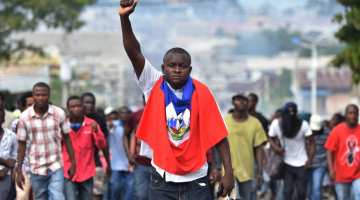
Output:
(123, 96), (152, 200)
(248, 93), (269, 133)
(81, 93), (111, 200)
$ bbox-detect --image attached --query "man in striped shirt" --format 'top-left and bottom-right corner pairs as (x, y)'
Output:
(16, 82), (76, 200)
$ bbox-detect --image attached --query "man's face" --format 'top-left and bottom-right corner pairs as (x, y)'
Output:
(345, 106), (359, 126)
(67, 99), (84, 119)
(233, 96), (249, 112)
(119, 108), (130, 122)
(161, 53), (192, 89)
(33, 87), (50, 109)
(83, 96), (95, 116)
(248, 95), (257, 111)
(25, 97), (34, 110)
(109, 113), (118, 121)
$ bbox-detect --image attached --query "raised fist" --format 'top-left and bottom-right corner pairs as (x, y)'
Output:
(119, 0), (138, 17)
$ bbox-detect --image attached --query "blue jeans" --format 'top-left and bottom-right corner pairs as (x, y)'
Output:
(307, 167), (327, 200)
(111, 170), (134, 200)
(149, 167), (212, 200)
(235, 178), (252, 200)
(335, 178), (360, 200)
(64, 177), (93, 200)
(30, 168), (65, 200)
(133, 164), (151, 200)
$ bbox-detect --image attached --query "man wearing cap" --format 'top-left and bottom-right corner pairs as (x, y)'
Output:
(223, 92), (267, 200)
(268, 102), (315, 200)
(307, 115), (330, 200)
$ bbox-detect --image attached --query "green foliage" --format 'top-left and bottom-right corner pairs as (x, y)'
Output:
(0, 0), (97, 61)
(332, 1), (360, 84)
(0, 90), (17, 110)
(49, 77), (63, 106)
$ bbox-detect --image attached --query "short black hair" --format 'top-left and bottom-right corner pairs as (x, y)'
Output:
(345, 104), (359, 113)
(33, 82), (50, 94)
(67, 96), (82, 107)
(109, 111), (119, 116)
(249, 93), (259, 103)
(0, 92), (4, 102)
(20, 91), (33, 108)
(163, 47), (191, 65)
(0, 107), (4, 118)
(119, 106), (132, 114)
(81, 92), (95, 101)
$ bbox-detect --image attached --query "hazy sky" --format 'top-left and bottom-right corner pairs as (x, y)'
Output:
(237, 0), (307, 8)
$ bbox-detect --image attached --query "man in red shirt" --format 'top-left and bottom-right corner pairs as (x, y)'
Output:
(325, 104), (360, 200)
(63, 96), (107, 200)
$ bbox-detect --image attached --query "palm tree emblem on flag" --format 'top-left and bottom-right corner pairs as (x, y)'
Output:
(167, 118), (190, 141)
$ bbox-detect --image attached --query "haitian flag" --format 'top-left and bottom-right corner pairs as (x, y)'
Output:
(136, 76), (228, 175)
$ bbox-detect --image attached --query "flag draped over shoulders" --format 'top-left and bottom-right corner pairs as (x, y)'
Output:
(136, 76), (228, 175)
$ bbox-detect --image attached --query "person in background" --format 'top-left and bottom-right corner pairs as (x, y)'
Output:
(9, 91), (34, 200)
(224, 92), (267, 200)
(108, 111), (134, 200)
(16, 82), (76, 200)
(0, 108), (18, 199)
(123, 96), (151, 200)
(307, 115), (330, 200)
(0, 92), (18, 129)
(268, 103), (315, 200)
(325, 104), (360, 200)
(63, 96), (107, 200)
(81, 93), (112, 200)
(248, 93), (269, 200)
(330, 113), (345, 130)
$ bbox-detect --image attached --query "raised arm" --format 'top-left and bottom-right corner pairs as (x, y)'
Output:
(119, 0), (145, 78)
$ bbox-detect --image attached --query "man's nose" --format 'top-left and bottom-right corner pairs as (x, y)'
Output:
(174, 66), (181, 73)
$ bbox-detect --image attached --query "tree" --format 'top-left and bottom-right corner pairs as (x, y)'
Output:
(331, 1), (360, 84)
(0, 0), (96, 61)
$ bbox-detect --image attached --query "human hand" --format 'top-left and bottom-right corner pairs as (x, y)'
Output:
(275, 148), (285, 155)
(119, 0), (138, 17)
(16, 172), (25, 190)
(90, 122), (98, 133)
(128, 155), (138, 166)
(67, 163), (76, 182)
(218, 172), (235, 197)
(305, 160), (312, 170)
(209, 168), (221, 184)
(329, 170), (336, 181)
(256, 173), (264, 187)
(5, 158), (16, 169)
(106, 165), (112, 179)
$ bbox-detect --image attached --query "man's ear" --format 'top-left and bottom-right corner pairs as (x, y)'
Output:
(189, 66), (192, 74)
(161, 64), (165, 74)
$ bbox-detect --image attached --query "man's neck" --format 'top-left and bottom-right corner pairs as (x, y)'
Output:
(34, 104), (49, 115)
(85, 112), (94, 118)
(0, 127), (3, 137)
(345, 122), (358, 129)
(121, 119), (126, 126)
(248, 108), (257, 117)
(232, 110), (249, 122)
(70, 115), (84, 124)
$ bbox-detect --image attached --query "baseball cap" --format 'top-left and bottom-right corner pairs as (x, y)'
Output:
(104, 106), (114, 116)
(232, 91), (249, 101)
(310, 114), (322, 131)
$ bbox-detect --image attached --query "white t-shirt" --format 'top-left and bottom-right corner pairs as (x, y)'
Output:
(268, 119), (312, 167)
(132, 58), (208, 183)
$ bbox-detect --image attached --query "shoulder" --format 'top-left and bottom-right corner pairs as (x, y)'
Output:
(4, 128), (16, 137)
(19, 108), (32, 120)
(5, 109), (17, 118)
(84, 116), (95, 124)
(92, 113), (106, 124)
(223, 114), (232, 121)
(193, 79), (212, 95)
(51, 105), (66, 116)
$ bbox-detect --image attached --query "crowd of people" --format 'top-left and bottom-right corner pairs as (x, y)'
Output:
(0, 1), (360, 200)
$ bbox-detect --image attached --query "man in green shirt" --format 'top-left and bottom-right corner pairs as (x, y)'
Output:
(225, 92), (267, 200)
